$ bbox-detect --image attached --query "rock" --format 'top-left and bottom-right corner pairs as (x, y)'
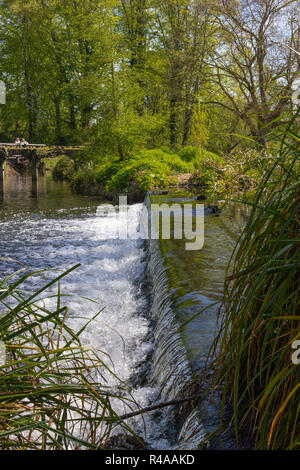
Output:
(206, 204), (221, 214)
(103, 433), (147, 450)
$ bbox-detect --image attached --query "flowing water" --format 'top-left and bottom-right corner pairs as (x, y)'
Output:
(0, 170), (171, 448)
(0, 169), (249, 449)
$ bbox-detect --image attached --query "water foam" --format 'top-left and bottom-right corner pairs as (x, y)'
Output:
(0, 203), (171, 448)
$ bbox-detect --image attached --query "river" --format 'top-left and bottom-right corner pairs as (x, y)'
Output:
(0, 169), (249, 449)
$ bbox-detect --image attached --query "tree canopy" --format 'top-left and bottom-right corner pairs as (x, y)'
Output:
(0, 0), (299, 154)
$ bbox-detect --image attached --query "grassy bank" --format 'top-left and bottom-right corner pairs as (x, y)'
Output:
(53, 146), (266, 202)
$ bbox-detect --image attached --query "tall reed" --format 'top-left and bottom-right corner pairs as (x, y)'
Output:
(0, 265), (136, 449)
(211, 111), (300, 449)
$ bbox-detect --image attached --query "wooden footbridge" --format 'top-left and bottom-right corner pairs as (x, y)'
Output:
(0, 143), (83, 183)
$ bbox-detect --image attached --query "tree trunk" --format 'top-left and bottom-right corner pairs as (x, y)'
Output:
(24, 51), (37, 142)
(69, 101), (77, 131)
(169, 61), (183, 148)
(54, 96), (64, 144)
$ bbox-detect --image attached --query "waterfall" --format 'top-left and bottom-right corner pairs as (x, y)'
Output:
(145, 194), (207, 449)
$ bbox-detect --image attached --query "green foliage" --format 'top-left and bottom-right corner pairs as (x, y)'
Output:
(95, 160), (121, 184)
(105, 148), (189, 195)
(189, 100), (210, 148)
(0, 0), (297, 153)
(71, 148), (192, 198)
(93, 111), (166, 159)
(192, 169), (225, 195)
(143, 148), (192, 173)
(185, 147), (226, 195)
(193, 148), (226, 170)
(53, 156), (75, 181)
(229, 149), (267, 175)
(179, 146), (225, 169)
(179, 146), (198, 162)
(211, 113), (300, 450)
(190, 148), (265, 195)
(71, 167), (97, 194)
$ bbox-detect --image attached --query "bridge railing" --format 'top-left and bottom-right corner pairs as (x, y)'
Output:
(0, 143), (46, 148)
(0, 144), (84, 153)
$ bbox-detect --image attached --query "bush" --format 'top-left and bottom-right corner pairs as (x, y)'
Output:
(95, 159), (122, 184)
(179, 146), (198, 162)
(105, 149), (191, 194)
(193, 149), (226, 171)
(192, 169), (225, 195)
(71, 167), (96, 193)
(53, 155), (75, 181)
(106, 156), (174, 194)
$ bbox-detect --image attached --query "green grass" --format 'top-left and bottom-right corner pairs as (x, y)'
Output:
(0, 264), (138, 449)
(210, 111), (300, 449)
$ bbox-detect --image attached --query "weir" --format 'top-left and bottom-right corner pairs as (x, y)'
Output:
(147, 235), (206, 448)
(145, 191), (250, 449)
(145, 193), (206, 449)
(0, 171), (250, 448)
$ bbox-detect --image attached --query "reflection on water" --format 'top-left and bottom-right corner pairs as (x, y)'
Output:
(153, 193), (250, 371)
(0, 167), (101, 218)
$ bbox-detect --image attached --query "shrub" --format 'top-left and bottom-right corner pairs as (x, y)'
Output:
(106, 156), (175, 194)
(53, 155), (75, 181)
(103, 149), (191, 196)
(192, 169), (225, 195)
(95, 160), (121, 184)
(179, 146), (198, 162)
(193, 149), (226, 171)
(160, 153), (192, 173)
(71, 167), (96, 193)
(137, 148), (191, 170)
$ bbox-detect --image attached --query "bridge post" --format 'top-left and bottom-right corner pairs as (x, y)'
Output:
(0, 154), (5, 197)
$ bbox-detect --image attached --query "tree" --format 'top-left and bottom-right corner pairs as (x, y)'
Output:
(210, 0), (300, 146)
(0, 0), (116, 143)
(153, 0), (214, 148)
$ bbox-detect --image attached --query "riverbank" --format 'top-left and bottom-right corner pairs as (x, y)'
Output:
(1, 132), (298, 449)
(52, 147), (266, 203)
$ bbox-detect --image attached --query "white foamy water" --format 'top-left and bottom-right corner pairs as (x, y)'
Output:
(0, 203), (171, 449)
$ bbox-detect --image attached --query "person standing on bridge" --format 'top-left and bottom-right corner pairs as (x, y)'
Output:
(20, 138), (28, 147)
(15, 137), (20, 145)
